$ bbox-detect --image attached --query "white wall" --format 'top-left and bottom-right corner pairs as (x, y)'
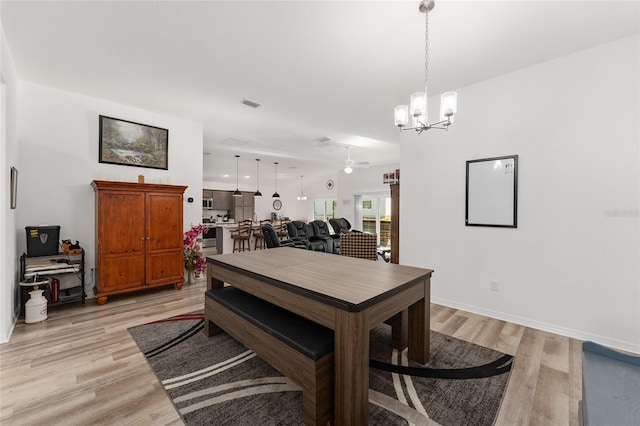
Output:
(0, 21), (20, 343)
(17, 82), (203, 300)
(401, 35), (640, 352)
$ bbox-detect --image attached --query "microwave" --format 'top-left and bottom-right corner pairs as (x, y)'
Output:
(203, 198), (214, 209)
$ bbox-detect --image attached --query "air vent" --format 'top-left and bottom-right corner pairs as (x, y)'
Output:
(240, 99), (261, 108)
(316, 136), (331, 143)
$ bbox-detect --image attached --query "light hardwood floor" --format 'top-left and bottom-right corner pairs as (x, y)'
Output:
(0, 278), (582, 425)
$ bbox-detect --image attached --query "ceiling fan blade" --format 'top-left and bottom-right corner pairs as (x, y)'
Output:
(353, 162), (370, 168)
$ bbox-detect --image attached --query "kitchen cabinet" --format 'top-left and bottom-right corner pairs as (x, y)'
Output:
(212, 190), (232, 211)
(91, 180), (187, 305)
(233, 191), (255, 222)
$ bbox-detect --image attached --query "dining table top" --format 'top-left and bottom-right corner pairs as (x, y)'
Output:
(206, 247), (433, 312)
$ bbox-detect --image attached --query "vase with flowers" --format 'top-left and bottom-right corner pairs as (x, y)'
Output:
(183, 224), (208, 283)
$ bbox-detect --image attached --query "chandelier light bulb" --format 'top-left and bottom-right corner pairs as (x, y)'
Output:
(410, 92), (426, 118)
(394, 105), (409, 127)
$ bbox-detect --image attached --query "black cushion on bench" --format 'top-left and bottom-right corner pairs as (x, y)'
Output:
(206, 287), (334, 361)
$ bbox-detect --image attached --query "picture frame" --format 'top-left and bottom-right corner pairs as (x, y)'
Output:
(99, 115), (168, 170)
(10, 167), (17, 209)
(465, 155), (518, 228)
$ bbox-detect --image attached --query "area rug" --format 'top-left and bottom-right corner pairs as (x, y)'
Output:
(129, 312), (513, 426)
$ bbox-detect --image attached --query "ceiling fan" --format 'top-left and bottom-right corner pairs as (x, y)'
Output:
(342, 146), (370, 174)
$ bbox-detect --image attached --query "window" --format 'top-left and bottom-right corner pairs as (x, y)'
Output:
(314, 200), (337, 222)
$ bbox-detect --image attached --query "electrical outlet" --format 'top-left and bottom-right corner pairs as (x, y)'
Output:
(490, 281), (499, 292)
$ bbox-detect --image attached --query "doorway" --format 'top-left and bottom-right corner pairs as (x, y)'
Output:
(358, 194), (391, 247)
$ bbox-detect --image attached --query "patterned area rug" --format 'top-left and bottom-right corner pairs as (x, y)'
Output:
(129, 312), (513, 425)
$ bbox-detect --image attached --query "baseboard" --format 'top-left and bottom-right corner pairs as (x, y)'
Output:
(431, 296), (640, 354)
(0, 315), (16, 344)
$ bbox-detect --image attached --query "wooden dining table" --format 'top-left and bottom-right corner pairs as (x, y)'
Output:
(205, 247), (433, 425)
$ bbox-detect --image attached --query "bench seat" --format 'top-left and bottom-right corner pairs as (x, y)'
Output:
(580, 341), (640, 426)
(205, 286), (334, 426)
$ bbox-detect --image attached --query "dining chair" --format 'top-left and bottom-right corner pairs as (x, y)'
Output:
(277, 219), (290, 240)
(253, 219), (271, 250)
(230, 219), (253, 252)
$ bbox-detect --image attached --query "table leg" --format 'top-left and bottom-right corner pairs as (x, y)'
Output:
(334, 309), (369, 425)
(207, 263), (224, 291)
(408, 278), (430, 364)
(205, 263), (225, 337)
(386, 309), (408, 351)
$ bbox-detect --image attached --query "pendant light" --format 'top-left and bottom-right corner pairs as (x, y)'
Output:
(272, 162), (280, 198)
(232, 155), (242, 197)
(254, 159), (262, 197)
(296, 175), (307, 201)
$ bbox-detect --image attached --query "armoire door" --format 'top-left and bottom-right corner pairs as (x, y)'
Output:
(145, 192), (184, 286)
(98, 191), (146, 292)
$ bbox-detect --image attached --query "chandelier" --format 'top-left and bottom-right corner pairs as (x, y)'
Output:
(394, 0), (457, 133)
(296, 175), (307, 201)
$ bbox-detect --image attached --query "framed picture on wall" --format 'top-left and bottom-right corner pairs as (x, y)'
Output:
(99, 115), (169, 170)
(10, 167), (17, 209)
(465, 155), (518, 228)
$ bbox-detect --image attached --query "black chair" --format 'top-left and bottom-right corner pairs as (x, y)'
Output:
(329, 217), (361, 234)
(262, 224), (306, 249)
(311, 220), (340, 254)
(286, 221), (325, 251)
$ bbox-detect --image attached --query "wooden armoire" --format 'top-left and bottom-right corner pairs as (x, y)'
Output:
(91, 180), (187, 305)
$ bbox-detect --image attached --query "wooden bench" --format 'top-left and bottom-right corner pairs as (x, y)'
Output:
(205, 286), (334, 426)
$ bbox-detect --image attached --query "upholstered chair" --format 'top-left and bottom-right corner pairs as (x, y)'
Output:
(340, 232), (378, 261)
(311, 220), (341, 254)
(286, 221), (325, 251)
(329, 217), (361, 234)
(262, 224), (306, 249)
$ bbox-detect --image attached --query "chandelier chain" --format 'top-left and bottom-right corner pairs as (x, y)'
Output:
(424, 8), (429, 95)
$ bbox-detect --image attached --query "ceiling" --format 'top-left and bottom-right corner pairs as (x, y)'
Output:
(2, 1), (638, 183)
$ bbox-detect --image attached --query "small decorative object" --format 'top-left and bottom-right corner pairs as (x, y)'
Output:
(183, 224), (208, 283)
(326, 179), (334, 190)
(25, 284), (48, 324)
(99, 115), (168, 170)
(273, 199), (282, 210)
(61, 239), (82, 254)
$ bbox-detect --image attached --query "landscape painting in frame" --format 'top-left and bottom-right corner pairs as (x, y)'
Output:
(99, 115), (168, 170)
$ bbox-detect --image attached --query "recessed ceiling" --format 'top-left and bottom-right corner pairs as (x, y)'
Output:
(1, 1), (638, 182)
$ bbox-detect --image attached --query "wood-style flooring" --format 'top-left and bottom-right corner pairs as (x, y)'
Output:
(0, 278), (582, 425)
